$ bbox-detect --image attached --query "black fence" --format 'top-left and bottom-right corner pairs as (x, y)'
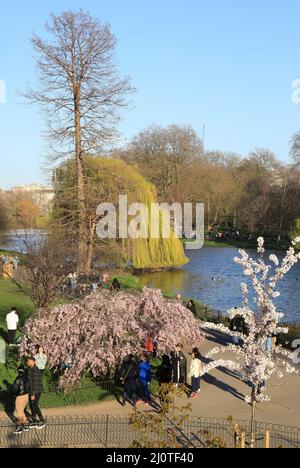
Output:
(0, 381), (119, 413)
(0, 416), (299, 448)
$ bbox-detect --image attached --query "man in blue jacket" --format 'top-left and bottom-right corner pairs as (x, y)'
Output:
(138, 352), (152, 404)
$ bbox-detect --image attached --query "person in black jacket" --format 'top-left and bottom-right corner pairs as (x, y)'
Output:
(27, 357), (45, 429)
(186, 300), (197, 318)
(119, 355), (139, 407)
(156, 355), (172, 387)
(170, 344), (187, 386)
(12, 366), (30, 435)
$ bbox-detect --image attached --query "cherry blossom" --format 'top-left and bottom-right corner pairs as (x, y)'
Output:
(20, 287), (204, 389)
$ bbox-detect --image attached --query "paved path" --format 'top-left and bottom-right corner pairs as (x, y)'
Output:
(1, 331), (299, 427)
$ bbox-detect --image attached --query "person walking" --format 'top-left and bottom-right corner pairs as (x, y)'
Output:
(6, 307), (19, 346)
(27, 357), (45, 429)
(34, 346), (48, 376)
(188, 348), (202, 399)
(119, 355), (139, 407)
(137, 353), (152, 405)
(12, 366), (30, 435)
(171, 344), (187, 387)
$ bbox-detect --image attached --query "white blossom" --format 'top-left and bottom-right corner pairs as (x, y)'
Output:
(201, 238), (300, 407)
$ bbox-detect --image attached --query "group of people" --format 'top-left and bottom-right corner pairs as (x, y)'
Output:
(12, 347), (48, 435)
(119, 344), (202, 408)
(230, 312), (277, 353)
(0, 254), (19, 279)
(65, 272), (121, 298)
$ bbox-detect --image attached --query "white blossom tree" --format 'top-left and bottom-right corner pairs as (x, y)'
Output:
(201, 237), (300, 447)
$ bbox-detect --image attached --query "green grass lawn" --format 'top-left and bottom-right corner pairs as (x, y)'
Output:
(0, 279), (34, 325)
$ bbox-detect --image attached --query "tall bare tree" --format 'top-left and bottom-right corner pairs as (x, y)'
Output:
(0, 193), (9, 233)
(24, 10), (134, 272)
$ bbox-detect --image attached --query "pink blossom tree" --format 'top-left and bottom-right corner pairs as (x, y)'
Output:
(20, 287), (203, 389)
(202, 237), (300, 447)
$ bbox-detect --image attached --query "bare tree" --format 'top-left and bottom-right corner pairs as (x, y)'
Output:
(123, 124), (203, 200)
(13, 229), (77, 311)
(24, 10), (134, 273)
(0, 193), (9, 233)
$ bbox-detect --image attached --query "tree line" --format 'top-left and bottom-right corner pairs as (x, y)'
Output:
(121, 125), (300, 235)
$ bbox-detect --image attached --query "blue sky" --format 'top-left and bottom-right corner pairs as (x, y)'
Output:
(1, 0), (300, 189)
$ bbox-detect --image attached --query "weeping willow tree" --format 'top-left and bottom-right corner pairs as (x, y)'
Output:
(291, 219), (300, 250)
(53, 157), (188, 271)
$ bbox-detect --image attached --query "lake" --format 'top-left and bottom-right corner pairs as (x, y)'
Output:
(2, 232), (300, 323)
(138, 246), (300, 324)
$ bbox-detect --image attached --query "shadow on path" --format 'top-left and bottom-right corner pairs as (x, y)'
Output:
(202, 373), (246, 402)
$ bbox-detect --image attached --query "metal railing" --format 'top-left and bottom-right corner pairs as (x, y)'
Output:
(0, 380), (119, 412)
(0, 416), (299, 448)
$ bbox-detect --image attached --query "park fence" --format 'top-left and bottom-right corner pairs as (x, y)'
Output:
(0, 416), (299, 449)
(0, 380), (118, 412)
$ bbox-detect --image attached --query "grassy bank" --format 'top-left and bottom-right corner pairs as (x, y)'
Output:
(182, 239), (293, 251)
(0, 279), (34, 325)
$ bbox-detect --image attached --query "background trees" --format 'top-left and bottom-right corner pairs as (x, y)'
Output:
(123, 125), (203, 202)
(122, 125), (300, 237)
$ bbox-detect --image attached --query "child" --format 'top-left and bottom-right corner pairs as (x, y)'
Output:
(188, 347), (202, 399)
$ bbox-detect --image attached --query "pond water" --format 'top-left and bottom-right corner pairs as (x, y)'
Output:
(0, 230), (45, 253)
(2, 232), (299, 323)
(138, 246), (300, 324)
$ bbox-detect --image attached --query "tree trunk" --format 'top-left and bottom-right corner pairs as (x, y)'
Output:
(85, 219), (97, 274)
(250, 391), (257, 449)
(74, 93), (87, 273)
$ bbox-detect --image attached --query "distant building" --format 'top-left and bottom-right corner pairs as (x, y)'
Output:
(8, 184), (55, 214)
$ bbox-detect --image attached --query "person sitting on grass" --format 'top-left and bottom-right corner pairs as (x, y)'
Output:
(188, 347), (202, 399)
(137, 352), (152, 405)
(12, 366), (30, 435)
